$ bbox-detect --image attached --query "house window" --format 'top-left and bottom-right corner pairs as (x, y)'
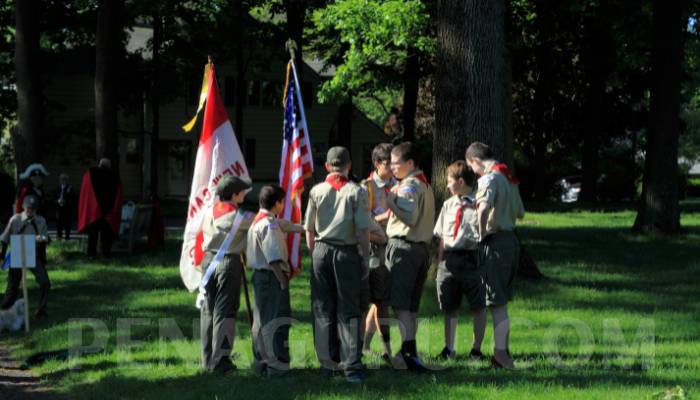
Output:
(225, 76), (247, 107)
(245, 138), (256, 169)
(125, 137), (140, 163)
(262, 81), (284, 107)
(247, 81), (261, 106)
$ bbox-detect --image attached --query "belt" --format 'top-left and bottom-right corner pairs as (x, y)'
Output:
(390, 237), (427, 246)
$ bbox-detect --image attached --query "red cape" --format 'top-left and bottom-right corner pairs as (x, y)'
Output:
(77, 170), (123, 236)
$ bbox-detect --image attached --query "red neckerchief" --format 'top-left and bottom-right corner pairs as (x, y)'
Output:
(369, 171), (393, 194)
(492, 163), (520, 185)
(326, 173), (349, 191)
(213, 202), (237, 220)
(253, 210), (271, 226)
(452, 197), (470, 240)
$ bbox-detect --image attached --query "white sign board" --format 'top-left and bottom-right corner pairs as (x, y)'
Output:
(10, 235), (36, 269)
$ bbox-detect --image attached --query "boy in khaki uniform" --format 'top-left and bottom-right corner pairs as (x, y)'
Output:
(304, 146), (372, 383)
(199, 176), (253, 373)
(384, 142), (435, 372)
(433, 161), (486, 361)
(466, 142), (525, 370)
(247, 185), (303, 376)
(360, 143), (396, 364)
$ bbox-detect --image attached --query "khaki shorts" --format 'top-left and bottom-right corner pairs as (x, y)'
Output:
(436, 250), (485, 311)
(386, 238), (429, 313)
(480, 231), (519, 307)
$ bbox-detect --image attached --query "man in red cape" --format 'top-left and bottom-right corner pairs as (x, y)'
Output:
(78, 158), (123, 259)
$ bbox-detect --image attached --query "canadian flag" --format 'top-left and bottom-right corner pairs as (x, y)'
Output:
(179, 63), (250, 292)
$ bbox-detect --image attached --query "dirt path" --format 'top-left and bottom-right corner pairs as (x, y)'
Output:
(0, 345), (55, 400)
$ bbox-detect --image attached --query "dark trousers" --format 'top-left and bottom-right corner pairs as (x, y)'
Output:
(86, 219), (114, 258)
(311, 241), (363, 375)
(251, 269), (291, 374)
(1, 262), (51, 313)
(56, 206), (73, 239)
(200, 253), (242, 372)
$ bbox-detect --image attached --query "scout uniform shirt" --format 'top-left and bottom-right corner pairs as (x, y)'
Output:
(433, 195), (479, 251)
(201, 202), (253, 255)
(304, 173), (373, 245)
(361, 172), (397, 231)
(475, 163), (525, 237)
(386, 169), (435, 244)
(246, 210), (299, 273)
(0, 212), (48, 243)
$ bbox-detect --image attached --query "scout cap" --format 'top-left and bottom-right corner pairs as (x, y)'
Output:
(23, 194), (38, 210)
(217, 176), (251, 200)
(326, 146), (351, 167)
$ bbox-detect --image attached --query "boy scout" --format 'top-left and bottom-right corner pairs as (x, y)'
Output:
(199, 176), (253, 374)
(384, 142), (435, 372)
(304, 146), (372, 383)
(433, 161), (486, 361)
(247, 185), (303, 376)
(465, 142), (525, 370)
(360, 143), (396, 364)
(0, 195), (51, 319)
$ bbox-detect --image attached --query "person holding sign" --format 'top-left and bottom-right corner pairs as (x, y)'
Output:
(0, 195), (51, 319)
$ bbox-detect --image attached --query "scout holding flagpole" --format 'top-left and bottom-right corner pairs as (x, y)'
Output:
(179, 59), (255, 373)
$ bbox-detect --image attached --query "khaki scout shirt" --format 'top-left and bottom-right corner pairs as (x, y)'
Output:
(201, 204), (253, 255)
(304, 173), (372, 245)
(433, 195), (479, 251)
(386, 169), (435, 244)
(0, 212), (48, 243)
(246, 210), (299, 273)
(475, 164), (525, 237)
(361, 173), (397, 231)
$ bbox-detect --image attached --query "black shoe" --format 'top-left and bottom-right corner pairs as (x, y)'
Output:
(469, 348), (487, 361)
(381, 353), (394, 368)
(345, 370), (367, 384)
(402, 353), (429, 373)
(437, 347), (456, 360)
(213, 360), (237, 374)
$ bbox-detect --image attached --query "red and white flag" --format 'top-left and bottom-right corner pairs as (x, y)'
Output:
(279, 60), (314, 278)
(179, 63), (250, 292)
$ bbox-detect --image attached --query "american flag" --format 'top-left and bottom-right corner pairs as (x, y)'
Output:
(279, 60), (314, 277)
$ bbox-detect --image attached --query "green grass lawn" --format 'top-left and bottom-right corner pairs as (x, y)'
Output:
(1, 208), (699, 399)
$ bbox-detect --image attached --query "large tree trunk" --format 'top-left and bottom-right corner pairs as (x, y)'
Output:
(633, 0), (687, 233)
(530, 0), (555, 200)
(434, 0), (506, 205)
(13, 0), (43, 172)
(149, 12), (161, 199)
(579, 9), (612, 202)
(95, 0), (122, 167)
(402, 51), (419, 142)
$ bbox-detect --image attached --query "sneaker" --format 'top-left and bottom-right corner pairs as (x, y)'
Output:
(345, 370), (367, 384)
(437, 347), (456, 360)
(469, 348), (487, 361)
(402, 353), (430, 373)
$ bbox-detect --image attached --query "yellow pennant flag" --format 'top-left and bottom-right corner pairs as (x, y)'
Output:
(182, 62), (213, 132)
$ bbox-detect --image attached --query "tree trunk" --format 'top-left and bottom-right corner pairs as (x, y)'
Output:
(13, 0), (43, 172)
(503, 0), (514, 170)
(530, 0), (555, 200)
(633, 0), (686, 233)
(434, 0), (506, 205)
(579, 9), (612, 202)
(150, 12), (161, 199)
(95, 0), (122, 167)
(233, 0), (245, 146)
(402, 51), (419, 142)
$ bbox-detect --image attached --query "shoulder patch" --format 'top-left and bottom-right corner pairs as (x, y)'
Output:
(400, 186), (418, 194)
